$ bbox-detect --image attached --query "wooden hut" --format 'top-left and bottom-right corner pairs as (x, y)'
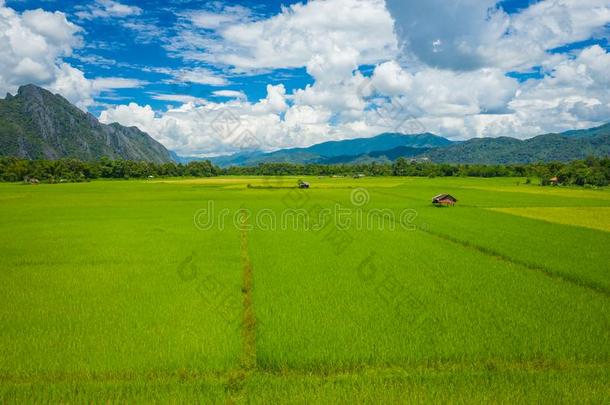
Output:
(432, 194), (457, 206)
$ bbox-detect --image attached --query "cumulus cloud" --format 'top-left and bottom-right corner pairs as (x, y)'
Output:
(168, 0), (397, 72)
(386, 0), (610, 71)
(0, 4), (82, 94)
(509, 45), (610, 132)
(7, 0), (609, 156)
(386, 0), (506, 70)
(95, 0), (610, 155)
(100, 84), (338, 156)
(186, 5), (252, 30)
(369, 61), (413, 96)
(48, 65), (147, 109)
(0, 2), (147, 109)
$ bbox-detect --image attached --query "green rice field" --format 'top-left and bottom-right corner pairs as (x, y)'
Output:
(0, 177), (609, 403)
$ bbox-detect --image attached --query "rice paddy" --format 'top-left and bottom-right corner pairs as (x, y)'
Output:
(0, 177), (608, 403)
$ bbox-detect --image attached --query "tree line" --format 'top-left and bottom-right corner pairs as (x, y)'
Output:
(1, 156), (609, 187)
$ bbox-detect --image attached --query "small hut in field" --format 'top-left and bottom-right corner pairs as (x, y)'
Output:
(432, 194), (457, 206)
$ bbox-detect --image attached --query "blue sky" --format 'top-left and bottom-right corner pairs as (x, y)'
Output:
(8, 0), (316, 113)
(1, 0), (609, 156)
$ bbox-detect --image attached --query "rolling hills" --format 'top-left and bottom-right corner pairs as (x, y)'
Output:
(209, 124), (610, 166)
(421, 124), (610, 164)
(1, 84), (607, 166)
(209, 133), (451, 166)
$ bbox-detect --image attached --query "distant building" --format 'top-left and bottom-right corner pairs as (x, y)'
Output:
(549, 176), (559, 186)
(432, 194), (457, 206)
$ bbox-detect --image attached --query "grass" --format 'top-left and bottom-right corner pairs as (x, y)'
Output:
(488, 206), (610, 232)
(0, 177), (609, 402)
(0, 182), (244, 378)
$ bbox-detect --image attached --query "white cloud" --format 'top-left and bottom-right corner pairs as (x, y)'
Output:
(100, 84), (337, 156)
(186, 5), (252, 30)
(166, 67), (228, 86)
(75, 0), (142, 20)
(0, 3), (84, 98)
(0, 1), (150, 110)
(254, 84), (288, 114)
(7, 0), (606, 156)
(121, 21), (163, 44)
(168, 0), (397, 72)
(92, 77), (147, 91)
(48, 63), (95, 108)
(47, 65), (147, 109)
(386, 0), (506, 70)
(213, 90), (247, 100)
(386, 0), (610, 71)
(150, 94), (208, 105)
(95, 0), (610, 155)
(369, 61), (413, 96)
(508, 45), (610, 132)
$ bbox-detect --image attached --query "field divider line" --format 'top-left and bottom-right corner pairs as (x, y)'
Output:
(239, 208), (257, 371)
(226, 207), (258, 404)
(337, 195), (610, 297)
(3, 360), (607, 385)
(254, 360), (610, 378)
(418, 226), (610, 297)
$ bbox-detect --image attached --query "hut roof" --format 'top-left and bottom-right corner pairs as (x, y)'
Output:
(432, 194), (457, 203)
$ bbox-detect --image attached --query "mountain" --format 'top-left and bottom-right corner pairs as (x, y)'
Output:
(210, 133), (451, 166)
(0, 84), (173, 163)
(420, 124), (610, 164)
(556, 123), (610, 138)
(321, 146), (431, 164)
(169, 151), (212, 164)
(210, 124), (610, 166)
(286, 132), (450, 157)
(3, 84), (607, 166)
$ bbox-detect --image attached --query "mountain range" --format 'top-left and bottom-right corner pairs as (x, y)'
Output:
(208, 133), (451, 166)
(209, 123), (610, 167)
(0, 84), (608, 166)
(421, 126), (610, 164)
(0, 85), (172, 163)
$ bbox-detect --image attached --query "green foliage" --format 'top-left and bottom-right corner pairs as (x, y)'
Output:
(0, 157), (218, 182)
(1, 156), (609, 187)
